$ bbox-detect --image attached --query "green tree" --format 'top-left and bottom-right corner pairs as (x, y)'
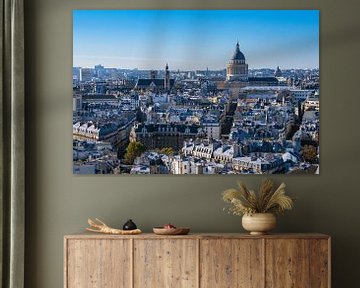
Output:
(124, 141), (146, 164)
(302, 145), (318, 164)
(159, 147), (174, 155)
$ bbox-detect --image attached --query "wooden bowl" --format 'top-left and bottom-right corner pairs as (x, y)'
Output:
(153, 227), (190, 235)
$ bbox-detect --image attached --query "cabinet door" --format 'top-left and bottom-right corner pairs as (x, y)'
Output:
(200, 239), (264, 288)
(265, 239), (310, 288)
(309, 239), (330, 288)
(66, 239), (131, 288)
(133, 239), (198, 288)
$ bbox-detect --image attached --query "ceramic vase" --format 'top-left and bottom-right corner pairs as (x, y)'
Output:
(242, 213), (276, 235)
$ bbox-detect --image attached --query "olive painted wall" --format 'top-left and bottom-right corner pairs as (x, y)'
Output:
(24, 0), (360, 287)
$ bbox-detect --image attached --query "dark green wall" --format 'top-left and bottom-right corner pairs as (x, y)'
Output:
(25, 0), (360, 287)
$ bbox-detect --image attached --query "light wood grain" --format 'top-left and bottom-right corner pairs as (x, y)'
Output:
(265, 239), (310, 288)
(64, 233), (330, 240)
(66, 239), (131, 288)
(133, 239), (198, 288)
(64, 233), (331, 288)
(200, 239), (264, 288)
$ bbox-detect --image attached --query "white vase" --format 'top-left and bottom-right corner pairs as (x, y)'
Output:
(242, 213), (276, 235)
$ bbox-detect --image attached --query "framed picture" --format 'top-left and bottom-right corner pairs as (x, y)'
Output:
(72, 10), (319, 175)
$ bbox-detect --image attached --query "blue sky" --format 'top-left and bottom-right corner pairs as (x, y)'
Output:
(73, 10), (319, 70)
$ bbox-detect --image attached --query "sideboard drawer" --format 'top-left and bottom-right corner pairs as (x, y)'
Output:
(200, 238), (263, 288)
(265, 238), (329, 288)
(66, 239), (132, 288)
(134, 239), (198, 288)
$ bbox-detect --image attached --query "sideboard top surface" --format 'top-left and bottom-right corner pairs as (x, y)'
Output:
(64, 232), (330, 240)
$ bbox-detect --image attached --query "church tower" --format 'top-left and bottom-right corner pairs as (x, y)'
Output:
(226, 42), (248, 81)
(274, 66), (282, 77)
(164, 63), (170, 92)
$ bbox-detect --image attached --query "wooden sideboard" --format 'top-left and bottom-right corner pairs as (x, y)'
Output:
(64, 233), (330, 288)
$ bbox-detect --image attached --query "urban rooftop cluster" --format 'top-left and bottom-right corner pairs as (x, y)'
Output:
(73, 42), (319, 174)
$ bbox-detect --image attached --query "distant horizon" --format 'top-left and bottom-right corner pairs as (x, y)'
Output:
(73, 65), (319, 70)
(73, 10), (319, 70)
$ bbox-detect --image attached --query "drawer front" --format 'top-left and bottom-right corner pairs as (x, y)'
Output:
(200, 239), (264, 288)
(309, 239), (330, 288)
(65, 239), (131, 288)
(266, 239), (310, 288)
(133, 239), (198, 288)
(265, 239), (329, 288)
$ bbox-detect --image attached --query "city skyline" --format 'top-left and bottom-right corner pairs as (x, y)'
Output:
(73, 10), (319, 70)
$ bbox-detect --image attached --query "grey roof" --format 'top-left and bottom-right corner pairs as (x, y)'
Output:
(82, 94), (117, 100)
(98, 123), (118, 137)
(135, 123), (201, 134)
(231, 42), (245, 61)
(248, 77), (279, 83)
(135, 78), (175, 88)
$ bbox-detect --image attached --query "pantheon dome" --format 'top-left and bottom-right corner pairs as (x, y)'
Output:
(226, 42), (248, 81)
